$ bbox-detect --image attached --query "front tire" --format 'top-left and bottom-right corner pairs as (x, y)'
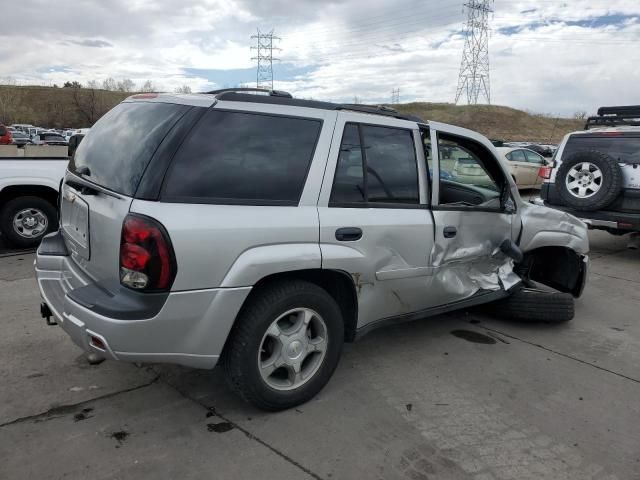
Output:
(483, 287), (574, 323)
(0, 196), (58, 248)
(222, 280), (344, 411)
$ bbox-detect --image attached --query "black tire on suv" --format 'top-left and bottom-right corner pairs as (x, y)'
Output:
(222, 280), (344, 411)
(0, 196), (58, 248)
(556, 150), (622, 211)
(483, 288), (574, 323)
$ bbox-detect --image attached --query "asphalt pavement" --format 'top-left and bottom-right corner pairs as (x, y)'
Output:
(0, 231), (638, 480)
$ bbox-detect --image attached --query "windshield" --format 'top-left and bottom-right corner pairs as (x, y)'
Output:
(69, 101), (190, 196)
(563, 134), (640, 163)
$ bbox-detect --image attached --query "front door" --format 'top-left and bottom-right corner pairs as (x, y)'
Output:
(317, 114), (436, 327)
(425, 122), (520, 306)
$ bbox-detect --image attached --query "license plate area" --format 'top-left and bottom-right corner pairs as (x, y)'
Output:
(61, 185), (90, 259)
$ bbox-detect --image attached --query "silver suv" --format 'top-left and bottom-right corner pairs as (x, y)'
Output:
(36, 89), (589, 410)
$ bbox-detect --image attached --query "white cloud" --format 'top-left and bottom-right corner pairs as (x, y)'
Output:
(0, 0), (638, 114)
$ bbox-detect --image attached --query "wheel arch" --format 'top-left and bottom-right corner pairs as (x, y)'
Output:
(0, 184), (59, 207)
(518, 246), (588, 297)
(231, 268), (359, 344)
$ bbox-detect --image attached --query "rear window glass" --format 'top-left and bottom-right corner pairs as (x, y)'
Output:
(162, 110), (322, 205)
(563, 135), (640, 164)
(69, 102), (189, 196)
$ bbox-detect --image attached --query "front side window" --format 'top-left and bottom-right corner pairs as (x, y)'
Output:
(330, 123), (419, 206)
(163, 110), (322, 204)
(437, 133), (505, 208)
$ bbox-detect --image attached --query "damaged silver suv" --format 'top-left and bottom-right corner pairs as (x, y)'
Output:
(35, 89), (589, 410)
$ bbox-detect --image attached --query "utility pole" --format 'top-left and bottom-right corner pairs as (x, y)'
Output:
(251, 29), (280, 90)
(455, 0), (493, 105)
(391, 88), (400, 104)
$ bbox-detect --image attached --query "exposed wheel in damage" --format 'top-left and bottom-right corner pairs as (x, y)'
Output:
(481, 287), (575, 323)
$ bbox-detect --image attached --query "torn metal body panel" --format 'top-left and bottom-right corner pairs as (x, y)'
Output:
(516, 201), (590, 297)
(427, 209), (520, 306)
(518, 201), (589, 255)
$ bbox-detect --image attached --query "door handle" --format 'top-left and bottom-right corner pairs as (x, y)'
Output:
(335, 227), (363, 242)
(443, 226), (457, 238)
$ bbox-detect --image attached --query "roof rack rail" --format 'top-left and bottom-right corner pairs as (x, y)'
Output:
(202, 87), (293, 98)
(337, 104), (423, 122)
(585, 105), (640, 130)
(198, 91), (425, 122)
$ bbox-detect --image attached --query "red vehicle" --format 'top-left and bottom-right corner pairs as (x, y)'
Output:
(0, 124), (13, 145)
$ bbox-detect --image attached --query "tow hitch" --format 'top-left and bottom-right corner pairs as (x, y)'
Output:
(40, 303), (57, 326)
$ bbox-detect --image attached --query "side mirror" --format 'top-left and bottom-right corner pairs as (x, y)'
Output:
(504, 197), (516, 214)
(501, 186), (516, 213)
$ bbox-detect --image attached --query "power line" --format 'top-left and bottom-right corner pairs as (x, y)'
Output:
(251, 29), (281, 90)
(455, 0), (493, 105)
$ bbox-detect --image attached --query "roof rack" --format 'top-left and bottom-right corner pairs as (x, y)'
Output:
(585, 105), (640, 130)
(203, 90), (424, 122)
(202, 87), (293, 98)
(336, 104), (423, 122)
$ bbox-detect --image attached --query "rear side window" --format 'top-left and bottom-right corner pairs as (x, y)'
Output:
(562, 135), (640, 164)
(0, 126), (6, 136)
(162, 110), (322, 205)
(330, 123), (419, 206)
(69, 102), (190, 196)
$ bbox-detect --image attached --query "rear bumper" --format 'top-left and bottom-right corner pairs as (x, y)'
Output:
(35, 231), (251, 369)
(537, 184), (640, 232)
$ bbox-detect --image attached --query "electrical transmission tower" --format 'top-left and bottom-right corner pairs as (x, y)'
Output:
(391, 88), (400, 104)
(455, 0), (493, 105)
(251, 29), (280, 90)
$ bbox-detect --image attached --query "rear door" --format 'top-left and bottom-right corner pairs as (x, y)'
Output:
(426, 122), (519, 305)
(62, 100), (191, 283)
(318, 113), (436, 327)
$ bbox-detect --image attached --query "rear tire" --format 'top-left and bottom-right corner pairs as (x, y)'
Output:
(222, 280), (344, 411)
(0, 196), (57, 248)
(483, 288), (574, 323)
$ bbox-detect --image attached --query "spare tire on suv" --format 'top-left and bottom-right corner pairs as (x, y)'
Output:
(556, 150), (622, 211)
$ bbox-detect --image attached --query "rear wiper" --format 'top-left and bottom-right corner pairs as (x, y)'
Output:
(76, 166), (91, 177)
(66, 178), (99, 196)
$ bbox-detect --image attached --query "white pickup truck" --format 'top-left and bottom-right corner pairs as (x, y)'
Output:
(0, 144), (69, 248)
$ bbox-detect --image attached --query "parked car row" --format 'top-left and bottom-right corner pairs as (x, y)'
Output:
(3, 123), (90, 146)
(504, 141), (557, 158)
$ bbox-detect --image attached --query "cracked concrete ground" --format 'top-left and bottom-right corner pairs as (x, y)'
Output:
(1, 230), (639, 479)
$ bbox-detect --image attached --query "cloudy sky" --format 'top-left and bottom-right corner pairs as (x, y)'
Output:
(1, 0), (638, 115)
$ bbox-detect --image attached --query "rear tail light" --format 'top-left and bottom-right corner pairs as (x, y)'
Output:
(119, 214), (176, 291)
(538, 165), (552, 179)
